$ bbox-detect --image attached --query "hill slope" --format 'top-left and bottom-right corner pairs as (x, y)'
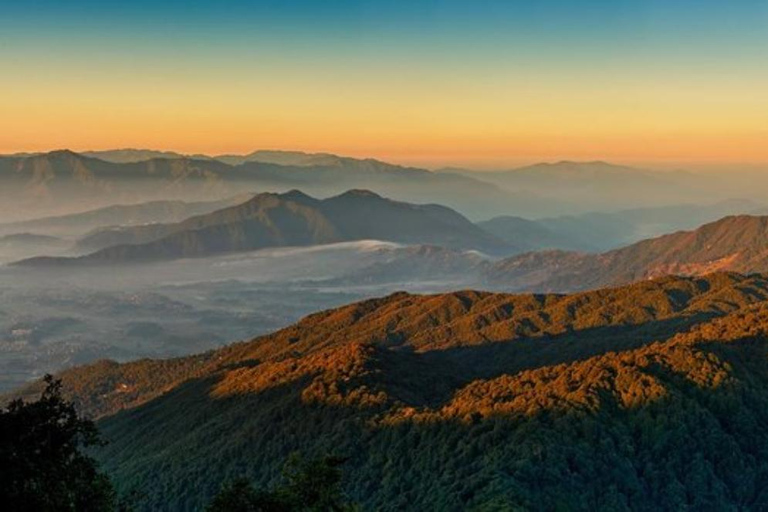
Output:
(486, 215), (768, 292)
(16, 272), (768, 510)
(17, 190), (512, 265)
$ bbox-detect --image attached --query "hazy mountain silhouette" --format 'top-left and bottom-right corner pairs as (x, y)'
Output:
(0, 150), (535, 221)
(477, 215), (591, 251)
(442, 160), (732, 213)
(16, 190), (512, 265)
(81, 148), (214, 163)
(0, 196), (249, 239)
(481, 199), (763, 253)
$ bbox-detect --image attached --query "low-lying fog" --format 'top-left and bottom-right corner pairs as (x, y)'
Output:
(0, 241), (485, 391)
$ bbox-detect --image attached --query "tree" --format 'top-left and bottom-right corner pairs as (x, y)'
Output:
(0, 375), (117, 512)
(207, 454), (355, 512)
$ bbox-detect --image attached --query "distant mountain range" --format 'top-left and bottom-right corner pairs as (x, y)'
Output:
(5, 149), (762, 224)
(16, 190), (512, 266)
(441, 160), (759, 213)
(0, 150), (529, 222)
(16, 271), (768, 510)
(13, 194), (768, 299)
(481, 199), (763, 252)
(81, 148), (378, 167)
(484, 215), (768, 292)
(0, 196), (248, 238)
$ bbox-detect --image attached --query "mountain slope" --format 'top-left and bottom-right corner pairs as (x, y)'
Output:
(16, 272), (768, 510)
(486, 215), (768, 292)
(17, 190), (512, 265)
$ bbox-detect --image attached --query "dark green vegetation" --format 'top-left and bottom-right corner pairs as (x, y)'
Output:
(207, 455), (355, 512)
(16, 189), (511, 265)
(1, 376), (116, 511)
(2, 377), (354, 511)
(18, 272), (768, 510)
(486, 215), (768, 292)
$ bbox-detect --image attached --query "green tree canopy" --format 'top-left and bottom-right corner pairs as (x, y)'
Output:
(0, 375), (116, 512)
(207, 454), (355, 512)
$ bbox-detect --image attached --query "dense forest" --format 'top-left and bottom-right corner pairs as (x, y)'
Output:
(13, 272), (768, 510)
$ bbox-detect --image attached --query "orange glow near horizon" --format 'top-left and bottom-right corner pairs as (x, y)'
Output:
(3, 1), (767, 170)
(2, 47), (766, 170)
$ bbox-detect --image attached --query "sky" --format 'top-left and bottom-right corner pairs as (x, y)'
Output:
(1, 0), (766, 169)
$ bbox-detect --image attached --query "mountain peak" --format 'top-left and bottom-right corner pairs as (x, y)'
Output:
(42, 149), (81, 159)
(279, 189), (317, 203)
(333, 189), (383, 200)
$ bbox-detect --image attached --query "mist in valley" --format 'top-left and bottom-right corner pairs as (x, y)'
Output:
(1, 149), (766, 393)
(0, 240), (484, 391)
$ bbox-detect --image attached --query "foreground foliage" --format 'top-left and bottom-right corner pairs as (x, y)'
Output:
(207, 455), (354, 512)
(0, 376), (116, 511)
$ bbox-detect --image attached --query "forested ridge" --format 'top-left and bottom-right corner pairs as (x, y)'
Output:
(485, 215), (768, 292)
(15, 272), (768, 510)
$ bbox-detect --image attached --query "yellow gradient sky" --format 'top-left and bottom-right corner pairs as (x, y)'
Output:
(1, 1), (766, 169)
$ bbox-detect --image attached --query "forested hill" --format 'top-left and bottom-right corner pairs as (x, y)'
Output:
(14, 272), (768, 510)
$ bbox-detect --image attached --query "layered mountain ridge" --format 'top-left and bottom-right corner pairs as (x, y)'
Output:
(0, 150), (525, 221)
(15, 189), (512, 265)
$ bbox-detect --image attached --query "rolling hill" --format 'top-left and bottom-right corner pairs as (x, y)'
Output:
(16, 272), (768, 510)
(485, 215), (768, 292)
(17, 190), (512, 265)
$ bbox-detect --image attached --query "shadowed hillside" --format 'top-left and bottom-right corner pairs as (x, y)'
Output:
(15, 272), (768, 510)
